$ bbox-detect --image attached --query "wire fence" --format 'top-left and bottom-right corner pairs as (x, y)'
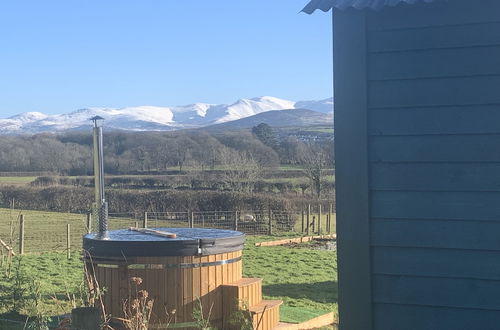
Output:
(0, 205), (335, 256)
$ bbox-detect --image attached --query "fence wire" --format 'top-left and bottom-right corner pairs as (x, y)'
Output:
(0, 206), (335, 254)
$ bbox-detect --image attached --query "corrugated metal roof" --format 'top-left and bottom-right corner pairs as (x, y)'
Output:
(302, 0), (443, 13)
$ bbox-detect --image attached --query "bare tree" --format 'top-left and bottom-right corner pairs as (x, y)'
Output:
(218, 148), (261, 193)
(301, 144), (330, 198)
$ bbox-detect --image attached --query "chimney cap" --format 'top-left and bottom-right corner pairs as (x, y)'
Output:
(90, 116), (104, 127)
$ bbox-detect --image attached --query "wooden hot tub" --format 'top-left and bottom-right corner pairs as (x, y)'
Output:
(83, 228), (245, 327)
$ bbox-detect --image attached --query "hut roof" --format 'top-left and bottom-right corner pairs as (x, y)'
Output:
(302, 0), (444, 13)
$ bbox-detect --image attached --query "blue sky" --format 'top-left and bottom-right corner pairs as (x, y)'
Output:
(0, 1), (332, 117)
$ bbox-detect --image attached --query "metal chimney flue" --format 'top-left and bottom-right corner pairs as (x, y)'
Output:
(91, 116), (109, 240)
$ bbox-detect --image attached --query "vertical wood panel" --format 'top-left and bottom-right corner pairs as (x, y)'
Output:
(207, 254), (217, 320)
(119, 265), (128, 320)
(192, 256), (201, 305)
(176, 257), (184, 322)
(183, 256), (193, 321)
(166, 257), (177, 319)
(334, 9), (372, 330)
(215, 253), (223, 322)
(90, 250), (244, 326)
(222, 253), (228, 285)
(111, 266), (119, 317)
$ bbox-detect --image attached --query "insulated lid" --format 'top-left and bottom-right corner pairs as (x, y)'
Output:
(83, 227), (245, 257)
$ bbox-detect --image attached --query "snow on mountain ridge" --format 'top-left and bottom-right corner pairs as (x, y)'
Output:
(0, 96), (332, 134)
(8, 112), (48, 121)
(214, 96), (296, 124)
(295, 97), (333, 114)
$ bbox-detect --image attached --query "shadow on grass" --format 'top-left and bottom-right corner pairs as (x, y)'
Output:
(263, 280), (338, 304)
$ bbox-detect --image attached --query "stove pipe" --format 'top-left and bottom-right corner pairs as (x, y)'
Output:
(91, 116), (108, 239)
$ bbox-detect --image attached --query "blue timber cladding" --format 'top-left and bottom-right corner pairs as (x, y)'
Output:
(364, 0), (500, 329)
(333, 9), (373, 330)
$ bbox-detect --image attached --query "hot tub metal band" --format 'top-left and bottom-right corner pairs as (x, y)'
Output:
(96, 255), (241, 270)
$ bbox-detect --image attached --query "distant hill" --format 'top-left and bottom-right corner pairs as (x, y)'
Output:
(205, 108), (333, 130)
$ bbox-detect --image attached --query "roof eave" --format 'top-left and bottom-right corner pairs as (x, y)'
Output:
(301, 0), (445, 14)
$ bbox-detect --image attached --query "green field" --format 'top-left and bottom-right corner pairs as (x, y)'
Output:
(0, 209), (138, 253)
(0, 177), (37, 185)
(245, 236), (337, 322)
(0, 209), (337, 328)
(301, 127), (334, 134)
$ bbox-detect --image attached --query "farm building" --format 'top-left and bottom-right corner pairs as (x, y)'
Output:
(303, 0), (500, 329)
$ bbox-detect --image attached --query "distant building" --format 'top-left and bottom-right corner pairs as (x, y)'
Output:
(303, 1), (500, 329)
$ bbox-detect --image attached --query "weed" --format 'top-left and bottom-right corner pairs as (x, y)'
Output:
(0, 257), (30, 312)
(118, 277), (155, 330)
(228, 300), (253, 330)
(192, 297), (216, 330)
(25, 280), (51, 330)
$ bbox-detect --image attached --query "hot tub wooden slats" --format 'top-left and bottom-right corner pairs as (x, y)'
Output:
(214, 253), (223, 323)
(89, 247), (281, 329)
(175, 260), (184, 322)
(199, 255), (208, 320)
(192, 255), (201, 312)
(111, 267), (119, 316)
(182, 256), (193, 321)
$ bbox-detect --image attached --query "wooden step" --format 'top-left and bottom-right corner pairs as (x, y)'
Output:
(251, 300), (282, 330)
(223, 277), (263, 308)
(222, 278), (263, 329)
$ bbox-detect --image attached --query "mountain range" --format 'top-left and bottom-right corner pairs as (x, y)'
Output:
(0, 96), (333, 134)
(206, 109), (332, 130)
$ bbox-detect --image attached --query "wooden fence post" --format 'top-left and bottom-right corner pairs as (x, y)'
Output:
(306, 204), (311, 236)
(318, 204), (322, 235)
(268, 209), (273, 236)
(143, 212), (148, 228)
(329, 203), (333, 233)
(301, 208), (305, 233)
(19, 215), (25, 255)
(67, 224), (71, 259)
(86, 213), (92, 234)
(234, 211), (239, 231)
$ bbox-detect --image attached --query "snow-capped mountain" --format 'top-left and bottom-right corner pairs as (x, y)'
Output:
(0, 96), (333, 134)
(295, 97), (334, 114)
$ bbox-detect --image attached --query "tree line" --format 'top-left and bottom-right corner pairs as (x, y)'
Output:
(0, 125), (334, 176)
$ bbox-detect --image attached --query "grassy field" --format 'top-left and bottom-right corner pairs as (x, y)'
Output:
(0, 177), (37, 185)
(245, 236), (337, 322)
(296, 127), (334, 134)
(0, 209), (337, 328)
(0, 208), (138, 253)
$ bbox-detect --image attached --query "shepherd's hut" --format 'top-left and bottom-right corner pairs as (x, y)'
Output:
(303, 0), (500, 329)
